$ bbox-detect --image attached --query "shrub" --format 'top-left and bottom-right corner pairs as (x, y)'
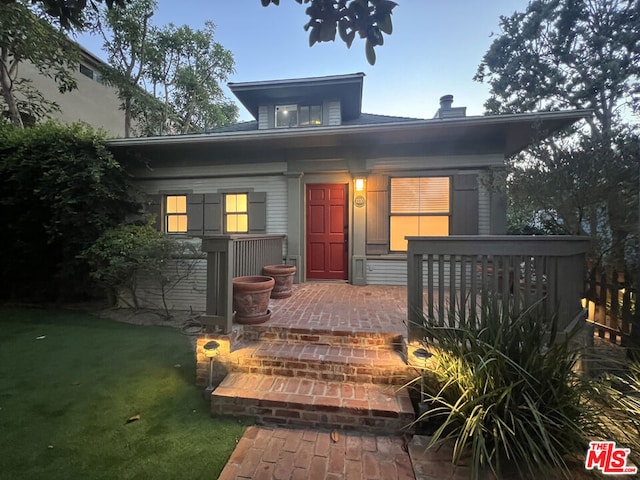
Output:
(414, 298), (593, 479)
(0, 122), (138, 300)
(83, 223), (202, 318)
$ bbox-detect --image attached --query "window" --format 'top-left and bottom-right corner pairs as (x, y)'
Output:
(389, 177), (450, 251)
(165, 195), (187, 233)
(224, 193), (248, 233)
(275, 104), (321, 127)
(79, 64), (94, 80)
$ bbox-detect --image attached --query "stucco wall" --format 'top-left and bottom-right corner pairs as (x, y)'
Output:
(15, 57), (126, 138)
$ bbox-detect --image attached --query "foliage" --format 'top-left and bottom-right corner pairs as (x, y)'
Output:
(475, 0), (639, 134)
(98, 0), (237, 136)
(414, 296), (640, 479)
(83, 223), (202, 318)
(0, 122), (138, 300)
(415, 298), (593, 479)
(98, 0), (155, 137)
(0, 307), (247, 479)
(509, 133), (639, 269)
(0, 1), (79, 127)
(145, 21), (237, 133)
(262, 0), (397, 65)
(475, 0), (640, 271)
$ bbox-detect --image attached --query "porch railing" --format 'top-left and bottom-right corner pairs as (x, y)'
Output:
(200, 234), (285, 333)
(407, 236), (591, 343)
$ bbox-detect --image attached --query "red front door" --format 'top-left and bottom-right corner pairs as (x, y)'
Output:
(306, 184), (348, 280)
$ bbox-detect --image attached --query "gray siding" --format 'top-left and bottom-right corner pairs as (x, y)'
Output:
(140, 175), (288, 241)
(478, 183), (491, 235)
(258, 105), (269, 130)
(118, 257), (207, 312)
(326, 100), (341, 126)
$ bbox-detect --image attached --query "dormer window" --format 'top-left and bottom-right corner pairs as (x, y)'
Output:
(275, 104), (322, 128)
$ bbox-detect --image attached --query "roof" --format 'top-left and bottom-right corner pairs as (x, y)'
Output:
(108, 109), (591, 164)
(228, 73), (365, 122)
(205, 113), (420, 134)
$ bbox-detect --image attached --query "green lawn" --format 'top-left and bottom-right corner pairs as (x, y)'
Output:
(0, 308), (247, 480)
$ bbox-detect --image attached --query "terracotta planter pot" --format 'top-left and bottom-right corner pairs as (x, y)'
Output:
(232, 276), (275, 324)
(262, 264), (297, 299)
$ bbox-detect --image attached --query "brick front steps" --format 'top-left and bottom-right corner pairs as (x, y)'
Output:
(212, 373), (415, 434)
(200, 321), (418, 435)
(224, 340), (412, 384)
(241, 325), (406, 351)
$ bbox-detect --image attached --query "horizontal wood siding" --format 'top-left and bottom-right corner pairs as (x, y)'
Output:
(141, 175), (288, 245)
(365, 258), (460, 287)
(478, 183), (490, 234)
(119, 258), (207, 312)
(326, 100), (341, 126)
(258, 105), (269, 130)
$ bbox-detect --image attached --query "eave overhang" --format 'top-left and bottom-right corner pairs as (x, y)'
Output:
(107, 109), (591, 166)
(228, 73), (365, 121)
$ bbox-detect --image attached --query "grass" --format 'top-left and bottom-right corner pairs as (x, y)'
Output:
(0, 308), (247, 480)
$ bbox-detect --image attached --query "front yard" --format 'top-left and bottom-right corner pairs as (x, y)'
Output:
(0, 308), (246, 480)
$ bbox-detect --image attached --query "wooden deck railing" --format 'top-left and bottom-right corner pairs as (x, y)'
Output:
(406, 236), (591, 343)
(200, 235), (285, 333)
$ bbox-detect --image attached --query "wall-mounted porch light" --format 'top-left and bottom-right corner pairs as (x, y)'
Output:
(355, 178), (365, 192)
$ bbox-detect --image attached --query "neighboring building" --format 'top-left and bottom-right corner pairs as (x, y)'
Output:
(13, 46), (126, 137)
(107, 73), (588, 310)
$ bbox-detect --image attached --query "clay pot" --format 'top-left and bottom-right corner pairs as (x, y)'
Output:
(232, 276), (275, 324)
(262, 264), (297, 299)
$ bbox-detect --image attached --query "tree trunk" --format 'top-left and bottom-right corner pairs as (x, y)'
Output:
(0, 51), (23, 128)
(124, 96), (131, 137)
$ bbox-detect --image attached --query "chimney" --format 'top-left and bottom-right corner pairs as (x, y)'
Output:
(435, 94), (466, 119)
(439, 94), (454, 110)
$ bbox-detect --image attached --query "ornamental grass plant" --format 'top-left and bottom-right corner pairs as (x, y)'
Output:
(413, 296), (640, 480)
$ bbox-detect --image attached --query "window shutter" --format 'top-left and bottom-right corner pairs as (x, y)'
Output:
(204, 193), (222, 235)
(451, 174), (479, 235)
(366, 176), (389, 254)
(186, 194), (204, 236)
(145, 194), (162, 231)
(247, 192), (267, 233)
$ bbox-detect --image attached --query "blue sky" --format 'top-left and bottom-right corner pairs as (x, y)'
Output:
(76, 1), (530, 122)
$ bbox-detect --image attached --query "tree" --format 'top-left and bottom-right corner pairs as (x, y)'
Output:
(475, 0), (640, 270)
(98, 0), (155, 137)
(99, 1), (237, 136)
(145, 22), (237, 134)
(0, 1), (79, 127)
(262, 0), (397, 65)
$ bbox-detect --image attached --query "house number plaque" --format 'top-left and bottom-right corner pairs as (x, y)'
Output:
(354, 195), (366, 208)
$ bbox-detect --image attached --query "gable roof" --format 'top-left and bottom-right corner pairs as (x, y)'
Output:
(228, 73), (365, 121)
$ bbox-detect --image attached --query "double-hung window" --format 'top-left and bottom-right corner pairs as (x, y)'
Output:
(224, 193), (248, 233)
(389, 177), (450, 251)
(165, 195), (187, 234)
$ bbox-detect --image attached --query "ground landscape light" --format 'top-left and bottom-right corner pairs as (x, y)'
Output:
(203, 340), (220, 398)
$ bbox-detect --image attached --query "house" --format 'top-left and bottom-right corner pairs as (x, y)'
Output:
(107, 72), (589, 311)
(11, 46), (126, 137)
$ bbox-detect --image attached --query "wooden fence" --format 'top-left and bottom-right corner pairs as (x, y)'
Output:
(585, 269), (639, 346)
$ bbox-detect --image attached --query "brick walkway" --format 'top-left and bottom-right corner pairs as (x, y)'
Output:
(218, 425), (415, 480)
